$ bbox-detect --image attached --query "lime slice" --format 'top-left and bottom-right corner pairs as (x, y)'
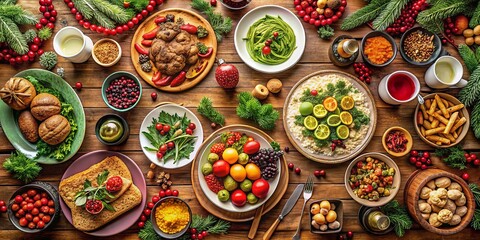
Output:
(313, 104), (328, 118)
(314, 124), (330, 140)
(304, 116), (318, 130)
(334, 107), (341, 115)
(340, 111), (353, 125)
(340, 96), (355, 110)
(337, 125), (350, 139)
(327, 114), (341, 127)
(299, 102), (313, 116)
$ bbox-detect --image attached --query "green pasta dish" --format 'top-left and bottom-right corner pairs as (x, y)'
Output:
(244, 15), (296, 65)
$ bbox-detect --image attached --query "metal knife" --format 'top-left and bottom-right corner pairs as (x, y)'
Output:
(263, 184), (304, 240)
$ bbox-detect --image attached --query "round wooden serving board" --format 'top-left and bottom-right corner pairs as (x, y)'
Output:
(191, 125), (289, 222)
(130, 8), (217, 92)
(283, 70), (377, 164)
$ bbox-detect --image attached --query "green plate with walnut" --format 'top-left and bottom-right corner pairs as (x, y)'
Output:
(0, 69), (86, 164)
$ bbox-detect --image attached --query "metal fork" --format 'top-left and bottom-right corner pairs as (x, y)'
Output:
(292, 175), (314, 240)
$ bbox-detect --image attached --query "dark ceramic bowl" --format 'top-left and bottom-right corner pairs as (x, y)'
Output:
(95, 114), (130, 145)
(400, 27), (442, 66)
(358, 206), (394, 235)
(150, 197), (192, 239)
(361, 31), (397, 67)
(309, 199), (343, 234)
(7, 181), (60, 233)
(101, 71), (142, 112)
(220, 0), (252, 10)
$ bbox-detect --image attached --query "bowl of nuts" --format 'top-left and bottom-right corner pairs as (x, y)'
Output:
(309, 199), (343, 234)
(400, 27), (442, 66)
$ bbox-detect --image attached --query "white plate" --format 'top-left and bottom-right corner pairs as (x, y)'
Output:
(234, 5), (306, 73)
(140, 104), (203, 169)
(197, 128), (281, 213)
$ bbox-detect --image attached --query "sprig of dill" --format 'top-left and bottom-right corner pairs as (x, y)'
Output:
(3, 151), (42, 183)
(435, 145), (467, 169)
(380, 200), (413, 237)
(236, 92), (279, 130)
(197, 97), (225, 125)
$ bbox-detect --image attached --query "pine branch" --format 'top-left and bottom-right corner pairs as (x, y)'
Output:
(417, 0), (474, 34)
(458, 44), (479, 74)
(0, 16), (28, 54)
(372, 0), (410, 31)
(472, 102), (480, 139)
(0, 0), (17, 5)
(91, 0), (130, 24)
(341, 0), (390, 30)
(92, 11), (116, 29)
(12, 9), (38, 25)
(470, 1), (480, 28)
(0, 5), (23, 18)
(72, 0), (95, 19)
(459, 66), (480, 107)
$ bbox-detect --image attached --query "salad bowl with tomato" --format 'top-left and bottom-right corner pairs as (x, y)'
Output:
(194, 125), (284, 213)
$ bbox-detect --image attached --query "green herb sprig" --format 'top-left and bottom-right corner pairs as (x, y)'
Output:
(3, 151), (41, 183)
(191, 0), (232, 42)
(236, 92), (279, 131)
(341, 0), (390, 30)
(74, 170), (115, 212)
(435, 146), (467, 169)
(469, 183), (480, 230)
(318, 25), (334, 40)
(380, 200), (412, 237)
(197, 97), (225, 126)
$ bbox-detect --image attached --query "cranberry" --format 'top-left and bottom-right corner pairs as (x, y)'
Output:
(346, 231), (354, 239)
(138, 221), (145, 228)
(165, 189), (172, 196)
(421, 164), (427, 170)
(288, 162), (294, 169)
(314, 170), (321, 177)
(310, 89), (318, 96)
(295, 167), (301, 174)
(140, 214), (147, 222)
(0, 205), (6, 213)
(172, 190), (179, 196)
(461, 173), (470, 181)
(159, 190), (166, 197)
(474, 159), (480, 166)
(415, 161), (422, 168)
(143, 209), (151, 216)
(409, 157), (417, 164)
(152, 196), (160, 203)
(147, 202), (154, 209)
(470, 154), (477, 160)
(75, 82), (82, 90)
(151, 92), (157, 101)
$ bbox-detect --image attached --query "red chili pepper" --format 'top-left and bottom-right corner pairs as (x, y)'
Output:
(154, 76), (173, 86)
(154, 16), (166, 24)
(134, 43), (149, 55)
(142, 26), (160, 40)
(170, 71), (186, 87)
(141, 40), (153, 47)
(180, 24), (197, 34)
(198, 47), (213, 58)
(151, 71), (161, 82)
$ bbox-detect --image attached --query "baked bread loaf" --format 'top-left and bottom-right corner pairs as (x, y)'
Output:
(38, 114), (71, 145)
(18, 111), (39, 143)
(0, 77), (37, 110)
(30, 93), (61, 121)
(59, 156), (141, 232)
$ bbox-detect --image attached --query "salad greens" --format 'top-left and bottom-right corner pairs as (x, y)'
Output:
(3, 151), (41, 183)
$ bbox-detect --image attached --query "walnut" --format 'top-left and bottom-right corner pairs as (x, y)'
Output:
(448, 214), (461, 226)
(418, 202), (432, 214)
(421, 213), (431, 220)
(435, 177), (451, 188)
(437, 209), (453, 223)
(436, 188), (448, 198)
(426, 180), (436, 189)
(266, 78), (283, 94)
(431, 204), (443, 213)
(444, 199), (457, 213)
(420, 187), (432, 199)
(428, 190), (447, 207)
(447, 189), (463, 200)
(455, 194), (466, 206)
(448, 182), (463, 191)
(429, 213), (442, 227)
(455, 206), (468, 217)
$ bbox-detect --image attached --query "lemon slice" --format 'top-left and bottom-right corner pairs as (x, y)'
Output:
(340, 96), (355, 110)
(323, 97), (338, 112)
(313, 104), (328, 118)
(336, 125), (350, 140)
(304, 116), (318, 130)
(327, 114), (341, 127)
(314, 124), (330, 140)
(340, 111), (353, 125)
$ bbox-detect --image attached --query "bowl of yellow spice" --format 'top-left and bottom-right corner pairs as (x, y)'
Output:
(151, 197), (192, 239)
(92, 38), (121, 67)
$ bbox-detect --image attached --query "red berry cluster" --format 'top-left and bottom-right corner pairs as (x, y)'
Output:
(11, 189), (55, 230)
(261, 32), (279, 55)
(137, 189), (179, 228)
(313, 169), (326, 178)
(65, 0), (163, 36)
(293, 0), (346, 27)
(287, 162), (302, 175)
(0, 0), (56, 65)
(155, 123), (196, 159)
(190, 228), (208, 239)
(464, 152), (480, 166)
(409, 150), (433, 170)
(330, 139), (345, 151)
(441, 17), (456, 45)
(353, 63), (373, 84)
(385, 0), (428, 36)
(337, 231), (354, 240)
(0, 200), (6, 213)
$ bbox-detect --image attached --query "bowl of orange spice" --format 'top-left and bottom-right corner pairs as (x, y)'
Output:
(151, 197), (192, 239)
(361, 31), (397, 67)
(92, 38), (121, 67)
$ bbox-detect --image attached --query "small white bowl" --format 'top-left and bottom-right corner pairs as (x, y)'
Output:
(92, 38), (122, 67)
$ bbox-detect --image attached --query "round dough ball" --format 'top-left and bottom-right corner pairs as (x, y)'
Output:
(447, 189), (463, 200)
(466, 37), (475, 46)
(420, 187), (432, 199)
(266, 78), (283, 94)
(455, 206), (468, 217)
(448, 214), (461, 226)
(455, 194), (466, 206)
(435, 177), (451, 188)
(429, 213), (443, 227)
(438, 209), (453, 223)
(448, 182), (463, 191)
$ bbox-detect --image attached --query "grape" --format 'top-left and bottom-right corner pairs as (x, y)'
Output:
(249, 148), (283, 180)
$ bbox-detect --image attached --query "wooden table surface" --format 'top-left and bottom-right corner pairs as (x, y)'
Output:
(1, 0), (479, 239)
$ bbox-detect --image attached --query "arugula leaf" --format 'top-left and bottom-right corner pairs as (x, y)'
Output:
(97, 170), (109, 185)
(103, 201), (116, 212)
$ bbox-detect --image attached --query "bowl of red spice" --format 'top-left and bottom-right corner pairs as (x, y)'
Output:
(382, 126), (413, 157)
(92, 38), (121, 67)
(361, 31), (397, 67)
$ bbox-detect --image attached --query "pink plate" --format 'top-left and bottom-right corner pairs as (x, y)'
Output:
(59, 150), (147, 236)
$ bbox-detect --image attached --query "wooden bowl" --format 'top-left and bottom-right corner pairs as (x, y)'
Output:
(404, 168), (475, 235)
(309, 199), (343, 234)
(344, 152), (401, 207)
(382, 126), (413, 157)
(92, 38), (121, 67)
(413, 93), (469, 148)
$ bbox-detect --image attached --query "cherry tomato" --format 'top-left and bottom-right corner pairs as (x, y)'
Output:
(42, 215), (51, 223)
(231, 189), (247, 207)
(151, 92), (157, 101)
(156, 152), (163, 159)
(172, 190), (179, 196)
(262, 46), (271, 55)
(423, 152), (430, 158)
(37, 220), (45, 229)
(159, 190), (166, 197)
(163, 125), (171, 132)
(0, 205), (6, 213)
(186, 128), (193, 135)
(11, 203), (19, 211)
(462, 173), (470, 181)
(147, 202), (154, 209)
(27, 190), (37, 197)
(75, 82), (82, 90)
(41, 198), (48, 206)
(188, 123), (196, 130)
(152, 196), (160, 203)
(140, 214), (147, 222)
(167, 142), (175, 149)
(159, 144), (168, 153)
(19, 218), (28, 227)
(34, 200), (42, 208)
(155, 123), (163, 132)
(143, 209), (151, 216)
(138, 221), (145, 228)
(15, 195), (23, 203)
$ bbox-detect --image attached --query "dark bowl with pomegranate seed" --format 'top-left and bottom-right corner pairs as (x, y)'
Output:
(399, 27), (442, 66)
(150, 196), (192, 239)
(7, 181), (60, 233)
(102, 71), (142, 112)
(220, 0), (252, 10)
(360, 31), (397, 68)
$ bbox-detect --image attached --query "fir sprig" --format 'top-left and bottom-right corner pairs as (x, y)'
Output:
(372, 0), (410, 31)
(3, 151), (42, 183)
(0, 16), (28, 54)
(458, 66), (480, 107)
(470, 1), (480, 28)
(191, 0), (232, 42)
(91, 0), (130, 24)
(23, 29), (36, 43)
(236, 92), (279, 130)
(197, 97), (225, 125)
(417, 0), (475, 34)
(341, 0), (389, 30)
(38, 27), (52, 41)
(318, 25), (334, 40)
(380, 200), (413, 237)
(72, 0), (130, 28)
(471, 103), (480, 139)
(469, 184), (480, 230)
(458, 44), (479, 74)
(435, 145), (467, 169)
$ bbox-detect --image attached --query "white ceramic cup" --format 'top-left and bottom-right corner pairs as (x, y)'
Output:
(378, 70), (420, 105)
(424, 56), (468, 89)
(53, 26), (93, 63)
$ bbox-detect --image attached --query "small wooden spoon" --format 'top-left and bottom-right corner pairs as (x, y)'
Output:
(248, 204), (265, 239)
